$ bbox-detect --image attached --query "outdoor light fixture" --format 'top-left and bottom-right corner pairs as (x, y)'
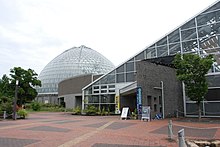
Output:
(13, 80), (19, 120)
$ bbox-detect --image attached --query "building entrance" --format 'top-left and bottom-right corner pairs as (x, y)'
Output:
(120, 92), (137, 114)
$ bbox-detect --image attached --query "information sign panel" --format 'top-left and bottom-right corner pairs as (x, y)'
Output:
(136, 87), (142, 117)
(120, 107), (129, 119)
(115, 95), (120, 114)
(141, 106), (150, 121)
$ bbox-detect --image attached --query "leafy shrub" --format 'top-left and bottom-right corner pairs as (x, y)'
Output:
(96, 109), (101, 115)
(107, 107), (110, 115)
(24, 103), (31, 109)
(0, 96), (13, 114)
(40, 103), (65, 112)
(28, 101), (65, 112)
(31, 101), (41, 111)
(17, 109), (28, 118)
(131, 108), (137, 119)
(41, 107), (65, 112)
(100, 107), (110, 116)
(134, 108), (137, 114)
(0, 101), (13, 114)
(42, 103), (57, 108)
(72, 106), (81, 115)
(84, 105), (97, 115)
(100, 107), (109, 116)
(65, 108), (73, 112)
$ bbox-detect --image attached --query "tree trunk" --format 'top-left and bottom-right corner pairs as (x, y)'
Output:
(198, 103), (201, 121)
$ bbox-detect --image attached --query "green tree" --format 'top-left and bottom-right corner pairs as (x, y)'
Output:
(0, 75), (14, 114)
(0, 74), (14, 97)
(173, 54), (213, 120)
(0, 95), (13, 114)
(0, 67), (41, 114)
(9, 67), (41, 105)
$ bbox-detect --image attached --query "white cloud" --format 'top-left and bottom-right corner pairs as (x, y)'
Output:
(0, 0), (217, 77)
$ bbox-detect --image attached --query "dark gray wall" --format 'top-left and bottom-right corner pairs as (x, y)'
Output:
(58, 74), (102, 109)
(58, 74), (101, 96)
(136, 61), (183, 118)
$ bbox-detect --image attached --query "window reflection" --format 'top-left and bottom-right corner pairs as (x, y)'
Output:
(157, 45), (168, 57)
(182, 40), (198, 53)
(169, 43), (181, 55)
(135, 52), (145, 61)
(146, 47), (156, 58)
(116, 74), (125, 83)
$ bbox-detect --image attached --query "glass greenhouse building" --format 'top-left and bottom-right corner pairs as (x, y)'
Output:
(82, 1), (220, 117)
(36, 45), (115, 103)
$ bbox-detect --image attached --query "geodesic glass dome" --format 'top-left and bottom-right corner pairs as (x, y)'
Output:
(37, 45), (115, 94)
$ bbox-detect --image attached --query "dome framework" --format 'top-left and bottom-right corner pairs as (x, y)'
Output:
(37, 45), (115, 94)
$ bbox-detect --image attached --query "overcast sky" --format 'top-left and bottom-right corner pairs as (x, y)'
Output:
(0, 0), (217, 77)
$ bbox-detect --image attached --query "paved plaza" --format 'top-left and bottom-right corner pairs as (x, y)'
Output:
(0, 112), (220, 147)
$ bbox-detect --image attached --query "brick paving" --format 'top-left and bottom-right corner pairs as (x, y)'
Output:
(150, 125), (217, 138)
(24, 126), (71, 132)
(0, 122), (16, 127)
(92, 143), (162, 147)
(105, 122), (136, 130)
(0, 137), (40, 147)
(0, 112), (219, 147)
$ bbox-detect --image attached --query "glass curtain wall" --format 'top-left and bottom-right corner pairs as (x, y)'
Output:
(83, 1), (220, 113)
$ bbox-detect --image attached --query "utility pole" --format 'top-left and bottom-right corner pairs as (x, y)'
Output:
(13, 80), (19, 120)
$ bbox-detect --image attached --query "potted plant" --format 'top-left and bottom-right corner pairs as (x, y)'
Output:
(131, 108), (137, 119)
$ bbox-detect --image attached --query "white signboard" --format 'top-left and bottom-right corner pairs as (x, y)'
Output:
(141, 106), (150, 121)
(121, 107), (129, 119)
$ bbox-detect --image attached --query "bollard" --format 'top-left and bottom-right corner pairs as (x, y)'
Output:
(168, 119), (173, 140)
(176, 109), (179, 118)
(178, 129), (186, 147)
(3, 111), (6, 119)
